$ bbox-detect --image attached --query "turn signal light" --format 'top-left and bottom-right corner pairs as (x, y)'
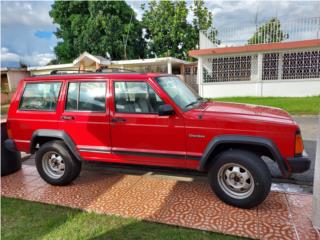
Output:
(294, 132), (304, 156)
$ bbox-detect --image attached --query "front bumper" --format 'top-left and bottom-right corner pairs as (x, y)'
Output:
(286, 152), (311, 173)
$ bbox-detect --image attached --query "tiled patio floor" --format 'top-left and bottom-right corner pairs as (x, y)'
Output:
(1, 165), (319, 240)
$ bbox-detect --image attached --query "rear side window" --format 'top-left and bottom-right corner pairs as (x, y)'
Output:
(19, 82), (62, 111)
(66, 82), (106, 112)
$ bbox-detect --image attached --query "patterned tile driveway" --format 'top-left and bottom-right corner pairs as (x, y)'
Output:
(1, 165), (319, 240)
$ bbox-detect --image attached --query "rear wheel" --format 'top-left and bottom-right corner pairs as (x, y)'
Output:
(35, 141), (81, 186)
(208, 150), (271, 208)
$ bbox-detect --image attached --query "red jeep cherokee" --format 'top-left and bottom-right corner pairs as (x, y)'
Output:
(6, 72), (310, 208)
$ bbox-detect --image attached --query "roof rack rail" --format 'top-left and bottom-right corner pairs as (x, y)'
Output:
(96, 66), (137, 73)
(50, 70), (93, 75)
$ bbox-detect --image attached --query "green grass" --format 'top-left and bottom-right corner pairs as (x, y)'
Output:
(212, 96), (320, 115)
(1, 197), (243, 240)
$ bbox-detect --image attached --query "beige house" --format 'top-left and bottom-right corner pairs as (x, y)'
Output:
(27, 52), (198, 92)
(1, 67), (30, 92)
(28, 52), (192, 76)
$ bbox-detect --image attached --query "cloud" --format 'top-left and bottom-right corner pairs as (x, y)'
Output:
(1, 1), (57, 67)
(1, 1), (55, 29)
(1, 0), (319, 68)
(1, 47), (55, 67)
(1, 47), (20, 63)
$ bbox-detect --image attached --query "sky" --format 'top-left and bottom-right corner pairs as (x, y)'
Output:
(1, 0), (319, 68)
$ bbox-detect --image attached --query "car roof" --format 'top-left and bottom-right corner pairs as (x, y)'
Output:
(23, 73), (170, 81)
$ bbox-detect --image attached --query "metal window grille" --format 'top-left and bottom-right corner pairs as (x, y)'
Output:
(185, 67), (191, 75)
(282, 50), (320, 79)
(203, 56), (252, 82)
(262, 53), (280, 80)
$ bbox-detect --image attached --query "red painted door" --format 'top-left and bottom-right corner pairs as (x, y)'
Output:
(110, 79), (187, 168)
(59, 79), (112, 161)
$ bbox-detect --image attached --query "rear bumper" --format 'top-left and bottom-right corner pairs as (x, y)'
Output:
(286, 152), (311, 173)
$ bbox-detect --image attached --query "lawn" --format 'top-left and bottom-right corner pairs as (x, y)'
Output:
(212, 96), (320, 115)
(1, 197), (243, 240)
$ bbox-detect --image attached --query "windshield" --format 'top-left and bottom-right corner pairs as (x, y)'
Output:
(156, 76), (202, 110)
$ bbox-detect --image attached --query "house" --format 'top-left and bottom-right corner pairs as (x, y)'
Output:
(28, 52), (197, 91)
(28, 52), (192, 78)
(190, 39), (320, 98)
(190, 17), (320, 98)
(1, 68), (30, 104)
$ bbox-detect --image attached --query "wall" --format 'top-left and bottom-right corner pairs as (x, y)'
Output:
(200, 79), (320, 98)
(7, 71), (30, 91)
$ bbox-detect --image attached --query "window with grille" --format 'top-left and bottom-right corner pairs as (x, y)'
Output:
(262, 53), (279, 80)
(185, 67), (191, 75)
(282, 50), (320, 79)
(203, 56), (252, 82)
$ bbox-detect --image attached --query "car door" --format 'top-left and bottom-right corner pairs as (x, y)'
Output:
(110, 78), (187, 168)
(59, 79), (112, 161)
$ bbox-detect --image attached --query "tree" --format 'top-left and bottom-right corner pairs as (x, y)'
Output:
(191, 0), (216, 47)
(46, 59), (59, 65)
(141, 0), (213, 60)
(141, 0), (189, 59)
(248, 18), (288, 45)
(50, 1), (145, 63)
(19, 61), (28, 69)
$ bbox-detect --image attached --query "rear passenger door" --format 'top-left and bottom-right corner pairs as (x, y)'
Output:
(59, 80), (112, 161)
(110, 79), (186, 168)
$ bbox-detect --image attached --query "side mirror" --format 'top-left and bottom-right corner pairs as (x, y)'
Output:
(158, 104), (175, 116)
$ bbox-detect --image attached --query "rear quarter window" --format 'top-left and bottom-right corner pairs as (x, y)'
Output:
(19, 82), (62, 111)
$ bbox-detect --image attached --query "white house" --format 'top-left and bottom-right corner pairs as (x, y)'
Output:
(190, 39), (320, 98)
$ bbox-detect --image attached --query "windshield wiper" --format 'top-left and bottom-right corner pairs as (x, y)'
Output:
(184, 101), (198, 108)
(184, 97), (208, 109)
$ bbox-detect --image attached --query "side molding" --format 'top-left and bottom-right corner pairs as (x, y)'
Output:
(199, 135), (288, 176)
(30, 130), (82, 161)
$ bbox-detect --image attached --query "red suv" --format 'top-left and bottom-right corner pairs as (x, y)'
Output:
(5, 72), (310, 208)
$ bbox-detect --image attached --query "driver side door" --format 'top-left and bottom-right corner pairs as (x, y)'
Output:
(110, 79), (187, 168)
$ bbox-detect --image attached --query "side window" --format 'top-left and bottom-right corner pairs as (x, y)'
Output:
(114, 81), (164, 114)
(19, 82), (61, 111)
(66, 82), (106, 112)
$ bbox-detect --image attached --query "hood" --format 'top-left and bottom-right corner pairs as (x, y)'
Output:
(202, 101), (293, 120)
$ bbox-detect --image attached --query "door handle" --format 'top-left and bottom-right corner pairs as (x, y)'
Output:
(111, 117), (127, 123)
(61, 116), (75, 120)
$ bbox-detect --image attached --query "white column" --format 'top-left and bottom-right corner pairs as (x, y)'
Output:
(312, 117), (320, 229)
(167, 60), (172, 74)
(197, 57), (203, 97)
(256, 53), (263, 97)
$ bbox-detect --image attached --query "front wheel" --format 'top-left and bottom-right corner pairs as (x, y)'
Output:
(208, 150), (271, 208)
(35, 141), (81, 186)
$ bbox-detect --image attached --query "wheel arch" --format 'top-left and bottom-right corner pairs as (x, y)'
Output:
(30, 130), (82, 161)
(199, 135), (289, 177)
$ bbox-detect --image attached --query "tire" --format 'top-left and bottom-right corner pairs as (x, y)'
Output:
(35, 140), (81, 186)
(1, 122), (21, 176)
(208, 149), (271, 209)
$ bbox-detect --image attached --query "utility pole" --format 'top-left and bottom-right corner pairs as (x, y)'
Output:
(313, 116), (320, 229)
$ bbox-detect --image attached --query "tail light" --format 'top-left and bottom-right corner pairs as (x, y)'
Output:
(294, 130), (304, 156)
